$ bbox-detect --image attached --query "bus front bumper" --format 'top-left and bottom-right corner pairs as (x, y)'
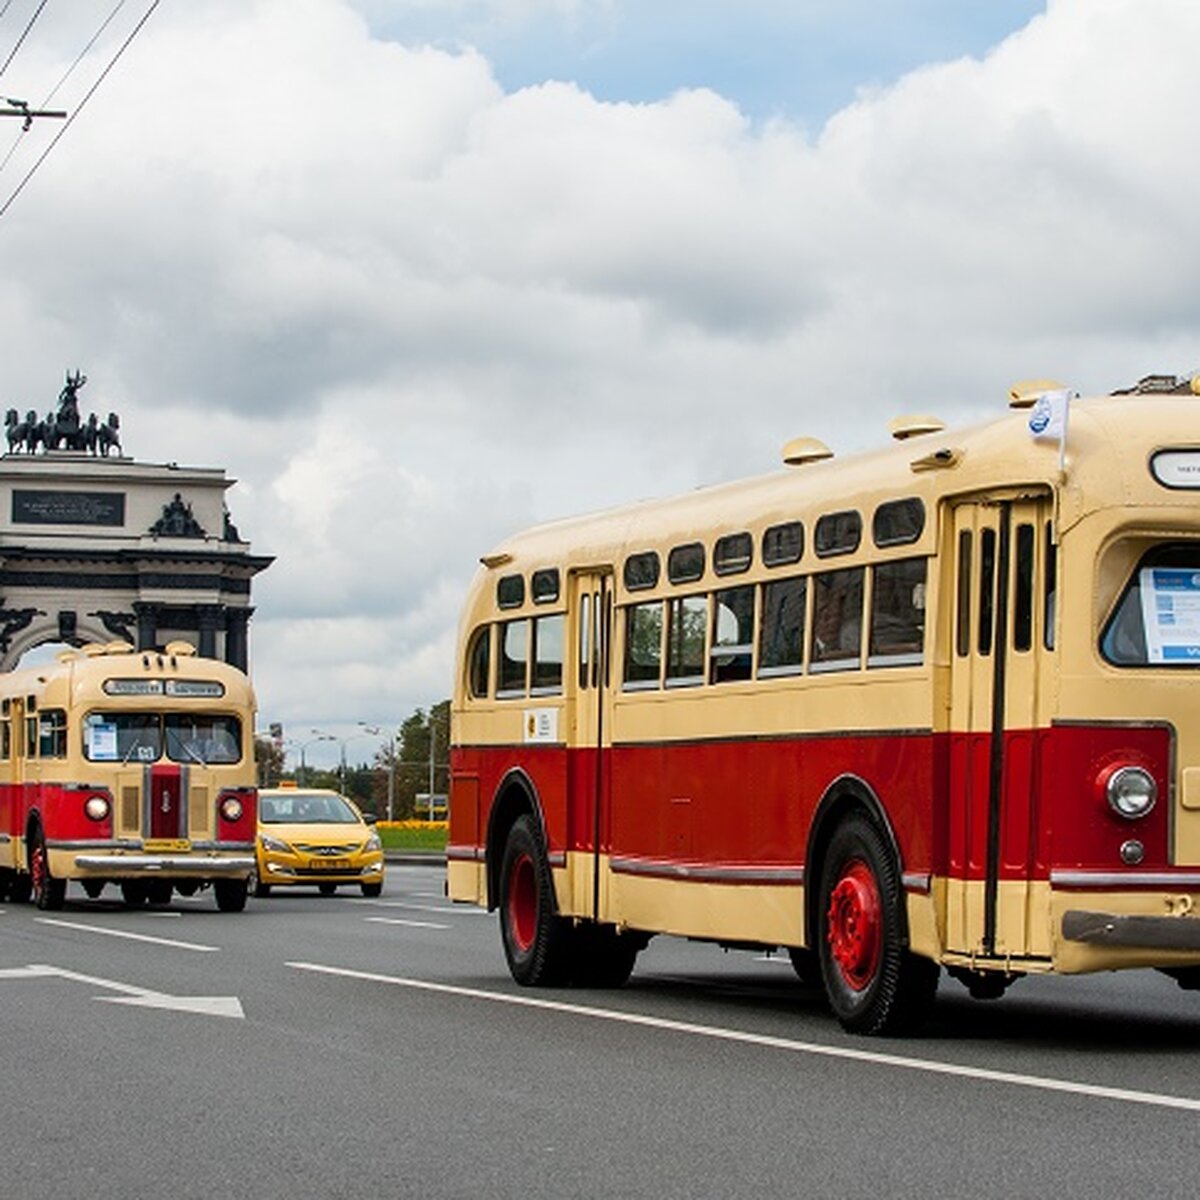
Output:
(1063, 909), (1200, 950)
(73, 855), (255, 876)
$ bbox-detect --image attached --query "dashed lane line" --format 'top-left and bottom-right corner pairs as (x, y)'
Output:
(365, 916), (451, 930)
(286, 960), (1200, 1115)
(35, 917), (219, 952)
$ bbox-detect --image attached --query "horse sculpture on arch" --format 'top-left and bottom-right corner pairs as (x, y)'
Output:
(4, 372), (123, 456)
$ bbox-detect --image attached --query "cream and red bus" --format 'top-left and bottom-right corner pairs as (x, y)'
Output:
(448, 374), (1200, 1034)
(0, 640), (258, 912)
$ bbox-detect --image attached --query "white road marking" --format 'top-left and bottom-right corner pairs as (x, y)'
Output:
(287, 961), (1200, 1114)
(35, 917), (219, 952)
(0, 963), (243, 1019)
(356, 899), (490, 916)
(365, 916), (450, 930)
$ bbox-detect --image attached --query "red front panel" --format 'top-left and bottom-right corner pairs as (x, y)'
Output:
(149, 765), (184, 839)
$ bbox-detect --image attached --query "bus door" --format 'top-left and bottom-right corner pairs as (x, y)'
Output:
(567, 569), (614, 922)
(947, 492), (1053, 962)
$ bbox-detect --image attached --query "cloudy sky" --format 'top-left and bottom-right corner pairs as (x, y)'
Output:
(1, 0), (1197, 770)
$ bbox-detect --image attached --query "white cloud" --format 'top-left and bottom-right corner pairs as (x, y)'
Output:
(1, 0), (1196, 766)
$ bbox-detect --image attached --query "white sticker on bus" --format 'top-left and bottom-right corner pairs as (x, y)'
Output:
(89, 723), (119, 761)
(1139, 567), (1200, 663)
(523, 708), (558, 744)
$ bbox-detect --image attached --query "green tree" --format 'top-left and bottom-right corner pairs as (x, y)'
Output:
(387, 700), (450, 820)
(255, 735), (284, 786)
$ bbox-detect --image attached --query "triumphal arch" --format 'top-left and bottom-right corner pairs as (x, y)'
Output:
(0, 373), (271, 670)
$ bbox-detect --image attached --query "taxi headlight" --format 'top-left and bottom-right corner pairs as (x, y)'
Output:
(365, 833), (382, 852)
(84, 796), (110, 821)
(1106, 765), (1157, 820)
(260, 833), (292, 854)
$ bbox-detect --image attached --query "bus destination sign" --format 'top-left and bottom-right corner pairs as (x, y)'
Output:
(11, 489), (126, 527)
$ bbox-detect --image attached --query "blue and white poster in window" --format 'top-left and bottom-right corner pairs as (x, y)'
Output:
(88, 721), (119, 760)
(1139, 568), (1200, 663)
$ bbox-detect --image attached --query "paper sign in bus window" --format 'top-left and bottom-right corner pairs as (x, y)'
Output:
(1139, 568), (1200, 663)
(88, 722), (119, 761)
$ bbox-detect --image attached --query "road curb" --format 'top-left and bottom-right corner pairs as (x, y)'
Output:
(385, 852), (447, 866)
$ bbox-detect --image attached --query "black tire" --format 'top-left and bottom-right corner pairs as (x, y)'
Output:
(249, 867), (270, 898)
(360, 881), (383, 898)
(9, 873), (32, 904)
(214, 878), (248, 912)
(817, 814), (939, 1035)
(499, 815), (574, 986)
(31, 828), (66, 911)
(121, 881), (149, 907)
(147, 880), (173, 907)
(787, 946), (823, 988)
(570, 924), (640, 988)
(318, 882), (337, 896)
(175, 880), (199, 897)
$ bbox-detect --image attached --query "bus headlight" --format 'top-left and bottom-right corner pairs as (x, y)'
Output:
(1105, 765), (1157, 820)
(84, 796), (110, 821)
(219, 795), (244, 822)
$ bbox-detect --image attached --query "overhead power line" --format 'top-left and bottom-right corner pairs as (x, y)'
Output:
(0, 0), (50, 80)
(0, 0), (163, 221)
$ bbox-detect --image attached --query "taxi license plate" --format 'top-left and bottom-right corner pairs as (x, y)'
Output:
(311, 858), (350, 871)
(145, 838), (190, 853)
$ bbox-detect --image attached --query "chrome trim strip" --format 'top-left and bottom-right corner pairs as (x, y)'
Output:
(1052, 870), (1200, 889)
(445, 845), (483, 862)
(611, 857), (804, 885)
(1063, 909), (1200, 950)
(547, 851), (567, 868)
(72, 854), (254, 875)
(902, 872), (932, 894)
(49, 838), (141, 851)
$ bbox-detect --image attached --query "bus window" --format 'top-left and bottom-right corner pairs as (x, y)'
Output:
(624, 552), (660, 592)
(668, 543), (705, 585)
(869, 560), (926, 666)
(1013, 523), (1035, 652)
(468, 625), (491, 699)
(760, 576), (806, 676)
(811, 567), (864, 671)
(38, 709), (68, 759)
(82, 712), (161, 763)
(531, 614), (565, 694)
(714, 532), (753, 576)
(873, 498), (925, 547)
(497, 574), (525, 610)
(815, 511), (862, 558)
(666, 596), (706, 686)
(978, 527), (997, 656)
(1043, 522), (1057, 651)
(165, 715), (241, 764)
(497, 620), (529, 697)
(1101, 543), (1200, 666)
(578, 594), (591, 690)
(956, 530), (972, 657)
(531, 568), (560, 604)
(711, 586), (754, 683)
(0, 718), (9, 760)
(763, 521), (803, 567)
(624, 602), (663, 689)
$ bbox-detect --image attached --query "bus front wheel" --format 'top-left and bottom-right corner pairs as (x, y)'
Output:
(817, 814), (938, 1035)
(31, 829), (66, 911)
(214, 878), (248, 912)
(499, 815), (573, 986)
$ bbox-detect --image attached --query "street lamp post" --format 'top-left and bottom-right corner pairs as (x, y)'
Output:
(296, 734), (335, 786)
(312, 728), (373, 796)
(359, 722), (397, 822)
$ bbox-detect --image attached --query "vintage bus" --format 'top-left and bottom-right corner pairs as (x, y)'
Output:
(448, 374), (1200, 1034)
(0, 640), (258, 912)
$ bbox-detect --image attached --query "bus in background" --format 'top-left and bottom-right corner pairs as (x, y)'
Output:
(448, 373), (1200, 1034)
(0, 640), (257, 912)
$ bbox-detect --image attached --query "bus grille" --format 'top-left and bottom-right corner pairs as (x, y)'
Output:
(189, 787), (209, 836)
(121, 786), (140, 834)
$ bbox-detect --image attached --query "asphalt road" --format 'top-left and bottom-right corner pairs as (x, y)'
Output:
(3, 864), (1200, 1199)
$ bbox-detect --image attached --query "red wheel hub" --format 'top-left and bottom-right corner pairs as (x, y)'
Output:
(31, 844), (46, 897)
(506, 852), (537, 953)
(826, 858), (882, 991)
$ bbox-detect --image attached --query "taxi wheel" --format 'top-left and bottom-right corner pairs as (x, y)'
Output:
(817, 814), (938, 1035)
(318, 882), (337, 896)
(360, 882), (383, 897)
(249, 867), (270, 898)
(31, 828), (66, 911)
(499, 814), (573, 986)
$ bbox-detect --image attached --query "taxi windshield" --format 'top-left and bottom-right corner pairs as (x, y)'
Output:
(260, 792), (360, 824)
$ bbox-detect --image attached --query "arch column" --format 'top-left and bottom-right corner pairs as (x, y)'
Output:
(225, 607), (252, 672)
(134, 601), (162, 652)
(197, 604), (223, 659)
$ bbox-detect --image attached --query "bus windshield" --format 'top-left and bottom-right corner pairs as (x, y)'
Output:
(82, 712), (242, 763)
(1101, 543), (1200, 667)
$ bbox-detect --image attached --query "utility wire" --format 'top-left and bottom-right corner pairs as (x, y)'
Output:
(0, 2), (17, 23)
(0, 0), (162, 220)
(0, 0), (50, 80)
(0, 0), (129, 175)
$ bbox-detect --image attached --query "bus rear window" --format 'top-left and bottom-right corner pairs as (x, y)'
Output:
(1102, 544), (1200, 666)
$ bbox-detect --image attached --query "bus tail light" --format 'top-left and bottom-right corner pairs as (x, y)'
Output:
(1100, 764), (1158, 820)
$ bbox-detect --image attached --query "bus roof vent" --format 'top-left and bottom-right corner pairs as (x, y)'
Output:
(104, 640), (135, 655)
(781, 437), (834, 467)
(1110, 372), (1200, 396)
(164, 640), (196, 657)
(480, 551), (514, 569)
(888, 414), (945, 440)
(1008, 379), (1067, 409)
(80, 643), (107, 657)
(56, 649), (80, 663)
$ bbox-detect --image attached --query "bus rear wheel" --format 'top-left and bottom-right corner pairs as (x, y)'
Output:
(817, 814), (938, 1035)
(31, 829), (66, 911)
(499, 815), (573, 986)
(569, 925), (640, 988)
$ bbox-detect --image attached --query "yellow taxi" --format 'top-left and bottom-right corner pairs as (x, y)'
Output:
(252, 787), (385, 897)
